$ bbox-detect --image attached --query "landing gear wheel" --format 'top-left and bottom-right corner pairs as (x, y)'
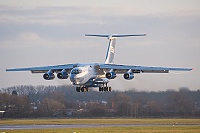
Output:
(99, 87), (103, 92)
(99, 86), (112, 92)
(76, 87), (80, 92)
(104, 87), (108, 91)
(108, 87), (112, 92)
(76, 86), (89, 92)
(81, 87), (85, 92)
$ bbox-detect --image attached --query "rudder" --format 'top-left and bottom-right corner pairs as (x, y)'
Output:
(105, 37), (116, 64)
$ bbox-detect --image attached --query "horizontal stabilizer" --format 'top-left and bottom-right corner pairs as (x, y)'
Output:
(85, 34), (109, 37)
(85, 34), (146, 39)
(111, 34), (146, 37)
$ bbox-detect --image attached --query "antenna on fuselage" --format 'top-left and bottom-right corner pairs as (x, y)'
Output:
(85, 34), (146, 64)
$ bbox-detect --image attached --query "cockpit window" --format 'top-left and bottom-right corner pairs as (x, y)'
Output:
(71, 69), (82, 74)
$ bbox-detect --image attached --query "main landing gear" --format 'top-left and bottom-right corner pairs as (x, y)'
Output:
(99, 86), (112, 92)
(76, 87), (89, 92)
(76, 84), (112, 92)
(99, 83), (112, 92)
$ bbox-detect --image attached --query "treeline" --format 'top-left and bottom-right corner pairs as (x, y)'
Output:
(0, 85), (200, 118)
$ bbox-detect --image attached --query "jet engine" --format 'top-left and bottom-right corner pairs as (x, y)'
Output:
(43, 71), (55, 80)
(106, 72), (116, 79)
(124, 72), (134, 80)
(57, 70), (68, 79)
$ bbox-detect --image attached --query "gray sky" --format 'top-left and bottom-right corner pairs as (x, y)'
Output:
(0, 0), (200, 91)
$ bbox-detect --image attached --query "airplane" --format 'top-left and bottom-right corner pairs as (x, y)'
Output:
(6, 34), (192, 92)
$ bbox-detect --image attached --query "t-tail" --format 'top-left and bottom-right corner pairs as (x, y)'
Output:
(85, 34), (146, 64)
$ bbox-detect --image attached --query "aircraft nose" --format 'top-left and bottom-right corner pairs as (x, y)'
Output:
(70, 76), (83, 85)
(71, 79), (80, 85)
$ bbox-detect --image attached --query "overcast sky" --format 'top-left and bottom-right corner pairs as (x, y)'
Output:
(0, 0), (200, 91)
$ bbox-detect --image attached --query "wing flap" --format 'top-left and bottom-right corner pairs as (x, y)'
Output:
(99, 64), (192, 74)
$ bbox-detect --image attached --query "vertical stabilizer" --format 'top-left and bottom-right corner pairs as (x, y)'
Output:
(105, 37), (116, 64)
(85, 34), (146, 64)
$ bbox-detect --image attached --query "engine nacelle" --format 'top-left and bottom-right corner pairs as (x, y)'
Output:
(106, 72), (116, 79)
(124, 72), (134, 80)
(57, 71), (68, 79)
(43, 72), (55, 80)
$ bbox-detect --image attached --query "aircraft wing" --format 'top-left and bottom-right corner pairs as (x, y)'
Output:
(99, 64), (192, 74)
(6, 64), (77, 73)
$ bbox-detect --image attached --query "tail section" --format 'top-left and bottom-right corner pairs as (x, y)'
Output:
(85, 34), (146, 64)
(105, 37), (116, 64)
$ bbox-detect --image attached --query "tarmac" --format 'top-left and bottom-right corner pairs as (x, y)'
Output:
(0, 124), (199, 130)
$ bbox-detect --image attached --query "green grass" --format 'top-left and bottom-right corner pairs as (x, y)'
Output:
(0, 118), (200, 125)
(1, 126), (200, 133)
(0, 119), (199, 133)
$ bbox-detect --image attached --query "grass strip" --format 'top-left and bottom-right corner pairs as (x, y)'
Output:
(0, 118), (200, 125)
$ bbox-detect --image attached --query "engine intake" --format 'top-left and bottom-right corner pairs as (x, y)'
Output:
(124, 72), (134, 80)
(43, 71), (55, 80)
(106, 72), (116, 79)
(57, 71), (68, 79)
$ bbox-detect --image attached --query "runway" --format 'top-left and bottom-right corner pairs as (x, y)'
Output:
(0, 124), (198, 130)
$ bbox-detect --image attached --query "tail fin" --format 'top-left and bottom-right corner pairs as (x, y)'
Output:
(85, 34), (146, 64)
(105, 37), (116, 64)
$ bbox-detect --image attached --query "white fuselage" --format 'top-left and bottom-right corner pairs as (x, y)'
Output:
(70, 65), (94, 85)
(69, 64), (108, 87)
